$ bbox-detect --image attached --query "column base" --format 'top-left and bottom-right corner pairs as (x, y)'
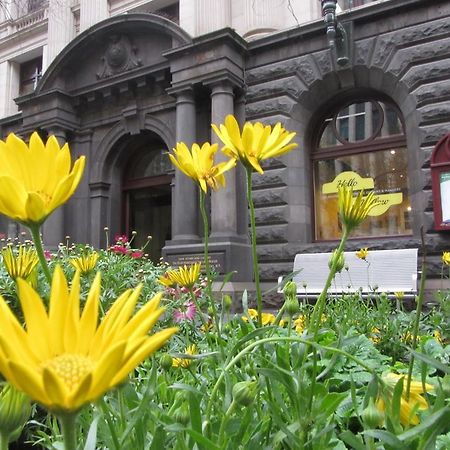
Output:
(162, 240), (252, 282)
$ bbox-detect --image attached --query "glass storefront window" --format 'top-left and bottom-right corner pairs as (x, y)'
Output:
(313, 100), (412, 240)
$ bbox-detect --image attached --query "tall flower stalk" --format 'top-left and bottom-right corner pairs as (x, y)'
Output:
(168, 141), (236, 339)
(310, 187), (377, 336)
(245, 166), (263, 326)
(212, 115), (298, 326)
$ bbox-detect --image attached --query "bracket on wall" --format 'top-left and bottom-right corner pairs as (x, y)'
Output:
(320, 0), (351, 67)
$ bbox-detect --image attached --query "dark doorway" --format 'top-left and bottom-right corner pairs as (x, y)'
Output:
(122, 134), (172, 263)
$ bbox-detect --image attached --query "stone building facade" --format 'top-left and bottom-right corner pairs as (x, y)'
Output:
(0, 0), (449, 298)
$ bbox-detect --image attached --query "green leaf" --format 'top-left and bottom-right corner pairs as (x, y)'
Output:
(410, 350), (450, 374)
(398, 407), (450, 442)
(149, 425), (166, 450)
(184, 429), (221, 450)
(83, 413), (99, 450)
(364, 429), (404, 448)
(339, 430), (366, 450)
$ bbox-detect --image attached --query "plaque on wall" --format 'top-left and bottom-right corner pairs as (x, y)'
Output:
(165, 253), (226, 274)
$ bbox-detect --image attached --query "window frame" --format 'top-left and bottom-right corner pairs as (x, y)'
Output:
(311, 98), (410, 242)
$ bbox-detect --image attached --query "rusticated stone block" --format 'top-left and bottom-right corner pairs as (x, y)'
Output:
(258, 243), (300, 261)
(246, 96), (296, 117)
(252, 186), (288, 207)
(417, 102), (450, 126)
(402, 59), (450, 91)
(388, 38), (450, 78)
(259, 261), (293, 282)
(371, 17), (450, 69)
(254, 205), (289, 225)
(354, 38), (376, 66)
(252, 167), (287, 189)
(246, 77), (304, 102)
(256, 224), (289, 243)
(420, 123), (450, 147)
(414, 79), (450, 106)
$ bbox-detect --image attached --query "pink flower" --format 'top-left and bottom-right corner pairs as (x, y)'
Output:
(44, 250), (53, 260)
(130, 250), (143, 259)
(110, 245), (128, 254)
(114, 234), (128, 244)
(173, 301), (197, 323)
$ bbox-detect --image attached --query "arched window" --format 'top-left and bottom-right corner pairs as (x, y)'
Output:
(313, 99), (412, 240)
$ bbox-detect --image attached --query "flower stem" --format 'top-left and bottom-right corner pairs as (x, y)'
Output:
(310, 228), (349, 337)
(245, 167), (263, 327)
(29, 224), (52, 285)
(199, 189), (224, 359)
(218, 399), (236, 445)
(0, 432), (9, 450)
(406, 229), (427, 399)
(58, 412), (78, 450)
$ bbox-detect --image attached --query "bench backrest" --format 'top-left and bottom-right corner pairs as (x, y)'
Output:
(292, 248), (418, 294)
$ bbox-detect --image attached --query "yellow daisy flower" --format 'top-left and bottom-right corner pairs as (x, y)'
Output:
(242, 309), (275, 325)
(2, 245), (38, 281)
(212, 115), (298, 174)
(172, 344), (197, 369)
(159, 263), (201, 289)
(168, 142), (236, 193)
(338, 187), (377, 233)
(356, 247), (369, 260)
(0, 266), (177, 413)
(0, 133), (85, 226)
(69, 252), (99, 275)
(442, 251), (450, 265)
(376, 373), (433, 426)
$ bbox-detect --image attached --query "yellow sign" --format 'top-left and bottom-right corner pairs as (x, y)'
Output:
(367, 193), (403, 216)
(322, 171), (374, 194)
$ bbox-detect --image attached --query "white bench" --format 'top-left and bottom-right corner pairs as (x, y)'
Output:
(279, 248), (418, 298)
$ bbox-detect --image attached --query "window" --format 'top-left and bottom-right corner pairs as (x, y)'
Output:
(19, 57), (42, 95)
(339, 0), (376, 9)
(313, 99), (412, 240)
(27, 0), (45, 13)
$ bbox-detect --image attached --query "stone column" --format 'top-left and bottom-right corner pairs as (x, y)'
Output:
(46, 0), (74, 65)
(195, 0), (231, 35)
(243, 0), (282, 38)
(234, 93), (249, 238)
(0, 61), (20, 118)
(80, 0), (108, 32)
(41, 128), (66, 248)
(210, 81), (238, 239)
(171, 88), (200, 242)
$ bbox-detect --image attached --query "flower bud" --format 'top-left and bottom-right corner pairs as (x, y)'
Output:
(232, 380), (257, 407)
(361, 398), (384, 429)
(283, 281), (297, 298)
(172, 404), (190, 425)
(328, 249), (345, 273)
(159, 354), (173, 371)
(222, 295), (233, 312)
(285, 296), (299, 317)
(0, 384), (31, 439)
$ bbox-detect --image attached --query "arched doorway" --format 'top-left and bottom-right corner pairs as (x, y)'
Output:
(122, 133), (172, 263)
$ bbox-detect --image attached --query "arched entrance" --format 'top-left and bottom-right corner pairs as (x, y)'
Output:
(122, 132), (172, 263)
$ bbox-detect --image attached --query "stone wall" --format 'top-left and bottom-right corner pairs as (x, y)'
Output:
(244, 0), (450, 282)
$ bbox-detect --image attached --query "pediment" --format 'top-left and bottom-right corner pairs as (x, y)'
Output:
(37, 13), (191, 95)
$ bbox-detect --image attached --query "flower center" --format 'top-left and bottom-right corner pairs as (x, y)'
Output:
(43, 354), (93, 391)
(36, 190), (52, 206)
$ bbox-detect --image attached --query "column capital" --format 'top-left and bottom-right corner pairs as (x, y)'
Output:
(204, 76), (242, 93)
(166, 85), (195, 103)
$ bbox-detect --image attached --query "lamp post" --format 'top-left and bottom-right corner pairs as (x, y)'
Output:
(320, 0), (350, 66)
